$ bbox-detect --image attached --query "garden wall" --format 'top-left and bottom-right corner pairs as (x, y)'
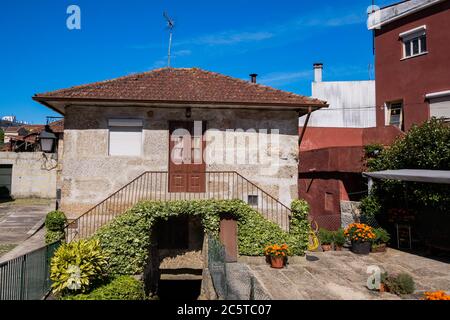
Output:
(0, 152), (57, 199)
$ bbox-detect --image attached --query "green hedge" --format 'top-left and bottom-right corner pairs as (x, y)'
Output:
(94, 199), (310, 275)
(62, 276), (146, 300)
(45, 210), (67, 245)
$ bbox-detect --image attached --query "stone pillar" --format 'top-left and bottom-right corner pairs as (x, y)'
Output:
(219, 214), (238, 263)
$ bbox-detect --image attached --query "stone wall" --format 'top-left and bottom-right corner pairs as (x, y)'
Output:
(340, 200), (361, 228)
(0, 152), (57, 199)
(61, 105), (299, 218)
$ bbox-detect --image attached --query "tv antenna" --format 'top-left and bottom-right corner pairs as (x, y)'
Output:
(163, 11), (175, 67)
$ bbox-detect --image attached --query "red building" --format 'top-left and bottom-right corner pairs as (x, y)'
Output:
(370, 0), (450, 129)
(299, 0), (450, 230)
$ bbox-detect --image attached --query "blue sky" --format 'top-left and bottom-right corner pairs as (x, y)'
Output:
(0, 0), (396, 124)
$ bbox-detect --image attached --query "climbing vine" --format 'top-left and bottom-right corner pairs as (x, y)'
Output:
(93, 199), (310, 275)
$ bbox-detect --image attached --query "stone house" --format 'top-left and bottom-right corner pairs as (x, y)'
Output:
(33, 68), (327, 231)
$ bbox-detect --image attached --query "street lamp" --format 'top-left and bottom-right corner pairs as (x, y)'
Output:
(38, 125), (57, 153)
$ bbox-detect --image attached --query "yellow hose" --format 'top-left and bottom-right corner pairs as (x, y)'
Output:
(307, 220), (320, 251)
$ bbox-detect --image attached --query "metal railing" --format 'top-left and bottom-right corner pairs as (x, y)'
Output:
(65, 171), (291, 242)
(0, 241), (60, 300)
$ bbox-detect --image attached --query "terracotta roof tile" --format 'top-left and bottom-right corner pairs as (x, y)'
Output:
(34, 68), (326, 107)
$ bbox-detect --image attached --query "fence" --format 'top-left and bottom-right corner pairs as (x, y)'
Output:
(0, 241), (60, 300)
(66, 171), (291, 242)
(207, 234), (271, 300)
(207, 234), (228, 299)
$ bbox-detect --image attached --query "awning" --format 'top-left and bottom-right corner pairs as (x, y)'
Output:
(363, 169), (450, 184)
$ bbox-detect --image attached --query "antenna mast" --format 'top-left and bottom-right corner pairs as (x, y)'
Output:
(163, 11), (175, 67)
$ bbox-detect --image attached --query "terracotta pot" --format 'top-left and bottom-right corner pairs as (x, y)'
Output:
(351, 241), (371, 255)
(379, 283), (387, 293)
(270, 256), (284, 269)
(335, 245), (343, 251)
(371, 243), (387, 253)
(322, 244), (332, 252)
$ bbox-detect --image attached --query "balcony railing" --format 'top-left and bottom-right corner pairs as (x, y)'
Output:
(65, 171), (291, 242)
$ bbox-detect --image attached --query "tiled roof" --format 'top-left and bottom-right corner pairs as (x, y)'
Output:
(34, 68), (326, 107)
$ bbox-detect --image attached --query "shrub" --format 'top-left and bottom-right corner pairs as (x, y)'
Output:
(45, 230), (65, 245)
(382, 272), (415, 295)
(318, 228), (333, 245)
(62, 276), (146, 300)
(45, 210), (67, 231)
(94, 199), (310, 275)
(368, 118), (450, 213)
(372, 227), (390, 245)
(359, 195), (381, 219)
(50, 239), (109, 295)
(333, 229), (346, 247)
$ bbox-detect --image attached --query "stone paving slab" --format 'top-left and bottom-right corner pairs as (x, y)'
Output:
(0, 202), (53, 245)
(246, 249), (450, 300)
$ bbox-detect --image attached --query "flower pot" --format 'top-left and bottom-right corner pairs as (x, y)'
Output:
(371, 243), (387, 253)
(335, 245), (343, 251)
(321, 244), (332, 252)
(270, 256), (284, 269)
(379, 283), (387, 293)
(351, 241), (371, 255)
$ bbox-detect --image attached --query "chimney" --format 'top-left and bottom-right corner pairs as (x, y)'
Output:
(313, 63), (323, 82)
(249, 73), (258, 83)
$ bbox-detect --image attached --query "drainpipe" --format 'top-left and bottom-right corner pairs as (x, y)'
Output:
(298, 107), (312, 147)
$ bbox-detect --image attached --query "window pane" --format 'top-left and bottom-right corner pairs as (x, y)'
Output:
(420, 35), (427, 52)
(405, 40), (411, 57)
(389, 103), (403, 128)
(412, 38), (419, 55)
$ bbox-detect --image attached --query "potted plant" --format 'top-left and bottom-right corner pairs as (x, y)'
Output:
(264, 244), (289, 269)
(318, 228), (333, 251)
(344, 223), (375, 255)
(371, 227), (390, 253)
(333, 229), (346, 251)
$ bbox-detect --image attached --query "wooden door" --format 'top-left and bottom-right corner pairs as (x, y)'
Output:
(169, 121), (206, 193)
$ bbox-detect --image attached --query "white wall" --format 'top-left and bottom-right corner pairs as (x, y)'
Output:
(299, 80), (376, 128)
(0, 152), (57, 199)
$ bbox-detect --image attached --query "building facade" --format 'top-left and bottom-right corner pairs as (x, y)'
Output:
(369, 0), (450, 130)
(298, 64), (401, 230)
(34, 68), (326, 223)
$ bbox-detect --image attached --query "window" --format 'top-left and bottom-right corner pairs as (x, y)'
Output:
(247, 195), (258, 206)
(386, 102), (404, 130)
(400, 25), (427, 59)
(108, 119), (143, 156)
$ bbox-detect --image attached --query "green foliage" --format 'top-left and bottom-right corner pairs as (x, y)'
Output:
(94, 199), (310, 275)
(288, 200), (310, 255)
(359, 195), (381, 218)
(50, 239), (109, 295)
(318, 228), (333, 245)
(372, 227), (390, 245)
(45, 210), (67, 231)
(368, 118), (450, 213)
(332, 229), (346, 247)
(382, 272), (415, 295)
(45, 230), (65, 245)
(62, 276), (146, 300)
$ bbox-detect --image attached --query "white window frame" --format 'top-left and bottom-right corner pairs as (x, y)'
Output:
(400, 25), (427, 59)
(108, 119), (144, 157)
(385, 101), (404, 130)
